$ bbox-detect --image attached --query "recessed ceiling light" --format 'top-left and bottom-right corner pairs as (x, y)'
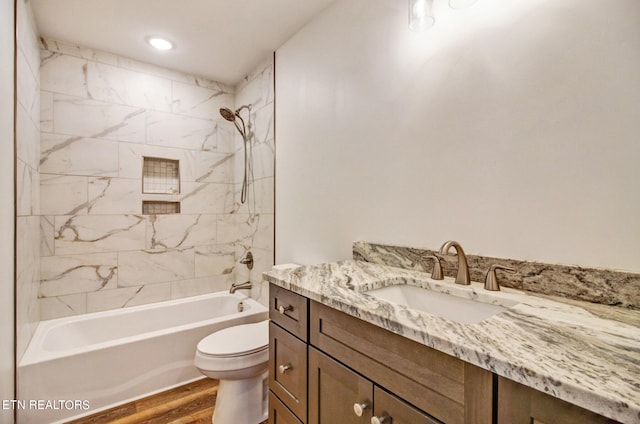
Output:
(146, 36), (174, 51)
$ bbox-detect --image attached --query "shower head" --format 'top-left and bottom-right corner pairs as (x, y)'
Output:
(219, 107), (236, 122)
(219, 105), (252, 122)
(219, 105), (252, 139)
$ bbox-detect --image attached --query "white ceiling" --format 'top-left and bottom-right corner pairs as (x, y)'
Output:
(31, 0), (336, 86)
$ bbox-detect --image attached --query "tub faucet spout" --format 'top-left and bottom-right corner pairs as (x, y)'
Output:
(439, 240), (471, 285)
(229, 281), (252, 294)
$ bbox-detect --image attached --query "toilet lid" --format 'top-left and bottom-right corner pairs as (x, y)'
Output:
(198, 320), (269, 357)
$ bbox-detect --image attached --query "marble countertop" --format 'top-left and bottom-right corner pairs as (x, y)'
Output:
(264, 260), (640, 423)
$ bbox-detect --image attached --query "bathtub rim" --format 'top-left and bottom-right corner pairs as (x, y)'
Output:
(20, 291), (267, 367)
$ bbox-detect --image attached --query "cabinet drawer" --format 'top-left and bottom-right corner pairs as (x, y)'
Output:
(270, 283), (309, 341)
(269, 321), (308, 421)
(374, 386), (442, 424)
(269, 391), (303, 424)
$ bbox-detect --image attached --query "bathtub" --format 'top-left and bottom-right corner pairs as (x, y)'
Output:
(18, 292), (268, 424)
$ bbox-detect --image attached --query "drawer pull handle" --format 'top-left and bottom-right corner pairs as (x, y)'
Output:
(278, 304), (292, 314)
(371, 415), (389, 424)
(278, 364), (292, 374)
(353, 402), (370, 417)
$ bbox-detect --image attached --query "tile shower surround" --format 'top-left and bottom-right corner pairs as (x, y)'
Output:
(37, 38), (274, 320)
(16, 0), (42, 362)
(354, 241), (640, 310)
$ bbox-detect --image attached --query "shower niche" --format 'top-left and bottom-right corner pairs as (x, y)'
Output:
(142, 156), (181, 214)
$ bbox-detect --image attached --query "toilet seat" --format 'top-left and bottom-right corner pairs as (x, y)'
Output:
(197, 320), (268, 358)
(194, 320), (269, 376)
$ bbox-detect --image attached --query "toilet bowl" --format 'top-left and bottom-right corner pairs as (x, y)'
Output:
(194, 320), (269, 424)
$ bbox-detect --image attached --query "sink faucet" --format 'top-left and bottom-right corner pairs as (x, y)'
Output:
(438, 240), (470, 285)
(229, 281), (252, 294)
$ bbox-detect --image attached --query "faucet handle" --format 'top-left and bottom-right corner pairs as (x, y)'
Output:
(239, 251), (254, 270)
(421, 254), (444, 280)
(484, 264), (516, 291)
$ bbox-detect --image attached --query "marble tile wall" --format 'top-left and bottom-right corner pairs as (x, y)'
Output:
(39, 39), (273, 319)
(232, 56), (275, 306)
(16, 0), (41, 362)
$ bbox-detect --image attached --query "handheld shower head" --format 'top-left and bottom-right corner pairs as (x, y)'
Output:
(219, 107), (236, 122)
(219, 105), (252, 138)
(218, 104), (254, 206)
(219, 107), (246, 138)
(219, 105), (252, 122)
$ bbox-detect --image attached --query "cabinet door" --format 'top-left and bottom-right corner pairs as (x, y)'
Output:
(309, 347), (373, 424)
(373, 386), (442, 424)
(270, 391), (303, 424)
(498, 377), (619, 424)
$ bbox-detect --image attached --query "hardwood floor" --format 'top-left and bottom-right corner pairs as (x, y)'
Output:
(66, 378), (225, 424)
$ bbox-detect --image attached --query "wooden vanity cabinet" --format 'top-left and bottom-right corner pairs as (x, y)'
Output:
(269, 284), (623, 424)
(497, 377), (619, 424)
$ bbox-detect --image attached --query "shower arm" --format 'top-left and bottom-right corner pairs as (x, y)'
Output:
(236, 104), (251, 114)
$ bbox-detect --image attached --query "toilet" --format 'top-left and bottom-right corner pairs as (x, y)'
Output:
(194, 320), (269, 424)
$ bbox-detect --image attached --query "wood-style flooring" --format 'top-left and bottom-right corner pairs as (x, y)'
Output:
(67, 378), (267, 424)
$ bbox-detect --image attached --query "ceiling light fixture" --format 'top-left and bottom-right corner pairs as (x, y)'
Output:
(146, 36), (174, 51)
(408, 0), (435, 32)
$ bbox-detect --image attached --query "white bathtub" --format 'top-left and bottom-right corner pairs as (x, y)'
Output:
(18, 292), (268, 424)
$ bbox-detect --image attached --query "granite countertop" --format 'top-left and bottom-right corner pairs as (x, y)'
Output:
(264, 260), (640, 424)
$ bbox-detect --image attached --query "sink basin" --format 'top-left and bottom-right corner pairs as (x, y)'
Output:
(364, 284), (511, 324)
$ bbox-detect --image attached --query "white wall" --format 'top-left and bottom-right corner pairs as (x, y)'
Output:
(0, 0), (15, 420)
(275, 0), (640, 272)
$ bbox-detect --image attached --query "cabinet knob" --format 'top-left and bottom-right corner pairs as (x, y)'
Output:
(278, 363), (292, 374)
(371, 415), (389, 424)
(278, 304), (292, 314)
(353, 402), (370, 417)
